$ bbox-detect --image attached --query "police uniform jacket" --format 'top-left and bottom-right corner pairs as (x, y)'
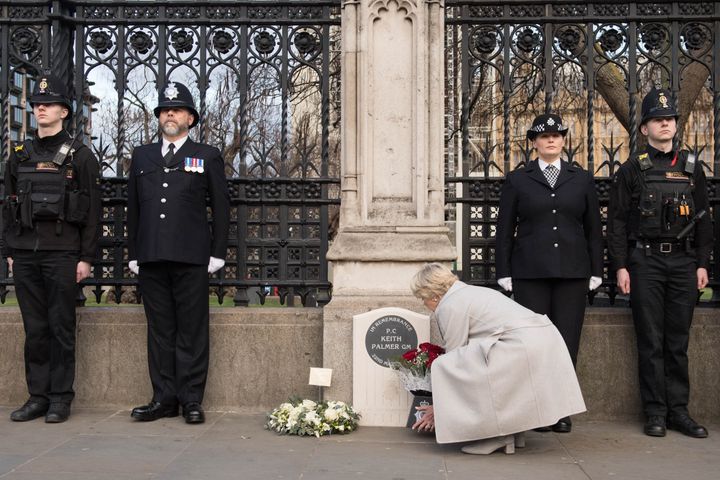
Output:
(608, 145), (712, 271)
(127, 138), (230, 265)
(1, 130), (101, 262)
(496, 159), (603, 279)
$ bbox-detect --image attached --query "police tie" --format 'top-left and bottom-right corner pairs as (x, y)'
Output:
(164, 143), (175, 166)
(544, 164), (559, 188)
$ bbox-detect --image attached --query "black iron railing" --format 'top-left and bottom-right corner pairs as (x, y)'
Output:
(0, 1), (341, 306)
(444, 1), (720, 306)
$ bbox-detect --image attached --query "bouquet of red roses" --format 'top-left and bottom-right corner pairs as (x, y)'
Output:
(390, 342), (445, 396)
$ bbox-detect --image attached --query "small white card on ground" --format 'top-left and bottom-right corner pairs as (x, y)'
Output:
(309, 367), (333, 387)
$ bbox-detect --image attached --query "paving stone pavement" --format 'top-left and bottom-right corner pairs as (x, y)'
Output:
(0, 408), (718, 480)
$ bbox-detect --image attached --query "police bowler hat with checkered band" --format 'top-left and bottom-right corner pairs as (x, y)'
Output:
(526, 113), (569, 141)
(154, 81), (200, 128)
(29, 74), (73, 112)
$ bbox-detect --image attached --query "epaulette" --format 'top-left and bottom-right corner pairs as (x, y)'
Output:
(636, 152), (652, 171)
(70, 139), (89, 155)
(12, 141), (32, 161)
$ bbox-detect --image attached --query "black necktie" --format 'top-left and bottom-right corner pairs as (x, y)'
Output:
(164, 143), (175, 166)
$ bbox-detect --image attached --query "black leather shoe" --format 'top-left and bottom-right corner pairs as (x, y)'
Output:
(644, 415), (666, 437)
(10, 400), (49, 422)
(45, 403), (71, 423)
(131, 401), (179, 421)
(533, 426), (552, 432)
(552, 417), (572, 433)
(668, 414), (708, 438)
(182, 402), (205, 424)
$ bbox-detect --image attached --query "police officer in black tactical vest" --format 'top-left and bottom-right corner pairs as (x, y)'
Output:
(127, 81), (229, 424)
(608, 88), (713, 438)
(1, 74), (101, 423)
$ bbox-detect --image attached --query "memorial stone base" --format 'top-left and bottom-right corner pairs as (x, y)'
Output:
(352, 307), (430, 426)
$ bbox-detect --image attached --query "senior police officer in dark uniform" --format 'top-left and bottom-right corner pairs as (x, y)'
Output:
(1, 74), (101, 423)
(496, 113), (603, 434)
(127, 81), (230, 424)
(608, 88), (712, 438)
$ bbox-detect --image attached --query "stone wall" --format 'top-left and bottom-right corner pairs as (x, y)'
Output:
(577, 307), (720, 421)
(0, 307), (323, 412)
(1, 306), (718, 421)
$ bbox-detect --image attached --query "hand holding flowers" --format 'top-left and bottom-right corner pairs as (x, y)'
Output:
(390, 342), (445, 395)
(412, 404), (435, 432)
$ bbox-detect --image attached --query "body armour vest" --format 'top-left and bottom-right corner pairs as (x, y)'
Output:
(10, 139), (89, 231)
(630, 150), (696, 241)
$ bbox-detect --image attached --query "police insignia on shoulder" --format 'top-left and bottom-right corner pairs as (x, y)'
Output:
(638, 152), (652, 170)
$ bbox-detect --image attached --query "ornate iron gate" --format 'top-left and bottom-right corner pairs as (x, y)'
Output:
(0, 1), (341, 306)
(445, 1), (720, 306)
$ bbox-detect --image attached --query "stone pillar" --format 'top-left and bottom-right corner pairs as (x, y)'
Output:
(323, 0), (455, 402)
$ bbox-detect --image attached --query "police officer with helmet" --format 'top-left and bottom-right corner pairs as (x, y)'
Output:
(127, 80), (229, 424)
(608, 88), (713, 438)
(1, 74), (101, 423)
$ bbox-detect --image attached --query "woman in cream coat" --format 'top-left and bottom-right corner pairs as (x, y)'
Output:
(411, 263), (586, 454)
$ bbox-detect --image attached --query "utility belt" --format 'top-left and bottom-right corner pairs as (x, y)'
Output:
(634, 239), (692, 256)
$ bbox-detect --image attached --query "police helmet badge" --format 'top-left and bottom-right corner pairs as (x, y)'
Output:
(658, 92), (669, 109)
(164, 82), (179, 100)
(38, 78), (48, 93)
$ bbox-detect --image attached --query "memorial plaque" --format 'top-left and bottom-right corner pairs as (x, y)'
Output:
(364, 315), (418, 368)
(353, 307), (429, 426)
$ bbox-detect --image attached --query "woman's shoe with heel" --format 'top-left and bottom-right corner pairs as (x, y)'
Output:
(461, 435), (515, 455)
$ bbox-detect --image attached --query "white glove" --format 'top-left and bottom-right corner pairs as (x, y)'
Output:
(497, 277), (513, 292)
(589, 276), (602, 291)
(208, 256), (225, 274)
(128, 260), (139, 275)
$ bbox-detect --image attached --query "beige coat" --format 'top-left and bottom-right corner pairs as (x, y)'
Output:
(431, 281), (586, 443)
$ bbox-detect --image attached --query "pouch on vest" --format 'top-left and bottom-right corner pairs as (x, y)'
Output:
(637, 188), (661, 238)
(16, 178), (33, 229)
(31, 192), (63, 220)
(65, 190), (90, 225)
(2, 197), (18, 230)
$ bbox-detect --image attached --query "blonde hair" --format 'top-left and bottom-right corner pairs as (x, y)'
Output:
(410, 263), (458, 300)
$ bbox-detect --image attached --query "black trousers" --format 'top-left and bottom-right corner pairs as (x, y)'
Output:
(627, 248), (697, 417)
(513, 278), (588, 366)
(138, 261), (209, 406)
(12, 250), (79, 405)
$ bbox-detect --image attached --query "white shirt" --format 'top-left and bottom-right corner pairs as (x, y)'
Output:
(161, 135), (189, 157)
(538, 158), (561, 173)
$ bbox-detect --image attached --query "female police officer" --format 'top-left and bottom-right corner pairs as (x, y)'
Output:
(495, 113), (603, 433)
